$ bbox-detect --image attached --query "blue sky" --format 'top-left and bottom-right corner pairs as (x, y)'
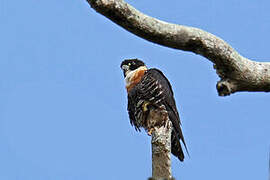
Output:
(1, 0), (270, 179)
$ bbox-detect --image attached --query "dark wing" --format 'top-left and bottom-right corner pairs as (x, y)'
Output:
(142, 68), (188, 161)
(127, 68), (188, 161)
(127, 90), (141, 131)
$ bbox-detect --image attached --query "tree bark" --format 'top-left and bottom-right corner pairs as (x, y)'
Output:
(146, 107), (175, 180)
(87, 0), (270, 96)
(151, 120), (172, 180)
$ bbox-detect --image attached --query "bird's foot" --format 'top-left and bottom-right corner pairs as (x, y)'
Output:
(147, 128), (154, 136)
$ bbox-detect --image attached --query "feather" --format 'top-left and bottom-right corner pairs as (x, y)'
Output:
(127, 68), (188, 161)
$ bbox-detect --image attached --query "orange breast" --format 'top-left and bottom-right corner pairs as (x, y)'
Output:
(126, 69), (146, 92)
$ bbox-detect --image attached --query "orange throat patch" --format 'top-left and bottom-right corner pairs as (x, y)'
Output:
(125, 66), (147, 92)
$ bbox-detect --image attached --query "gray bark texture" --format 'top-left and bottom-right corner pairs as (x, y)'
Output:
(87, 0), (270, 96)
(151, 118), (172, 180)
(145, 102), (175, 179)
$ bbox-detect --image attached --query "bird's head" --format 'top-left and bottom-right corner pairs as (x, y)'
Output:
(120, 59), (146, 77)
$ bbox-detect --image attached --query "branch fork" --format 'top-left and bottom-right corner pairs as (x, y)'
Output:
(87, 0), (270, 96)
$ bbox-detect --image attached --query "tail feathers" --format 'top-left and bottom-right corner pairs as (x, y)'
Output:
(171, 130), (184, 161)
(178, 126), (190, 158)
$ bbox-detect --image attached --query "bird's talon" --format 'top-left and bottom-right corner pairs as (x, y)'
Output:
(147, 128), (153, 136)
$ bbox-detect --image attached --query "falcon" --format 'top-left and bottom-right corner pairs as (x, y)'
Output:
(120, 58), (188, 161)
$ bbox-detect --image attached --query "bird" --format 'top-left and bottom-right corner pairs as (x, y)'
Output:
(120, 58), (188, 162)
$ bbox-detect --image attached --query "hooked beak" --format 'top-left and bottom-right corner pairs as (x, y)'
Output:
(121, 65), (129, 77)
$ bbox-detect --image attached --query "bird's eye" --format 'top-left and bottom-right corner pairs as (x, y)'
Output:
(129, 64), (137, 70)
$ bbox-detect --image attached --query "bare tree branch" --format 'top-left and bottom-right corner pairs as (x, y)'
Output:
(151, 119), (172, 180)
(146, 107), (175, 180)
(87, 0), (270, 96)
